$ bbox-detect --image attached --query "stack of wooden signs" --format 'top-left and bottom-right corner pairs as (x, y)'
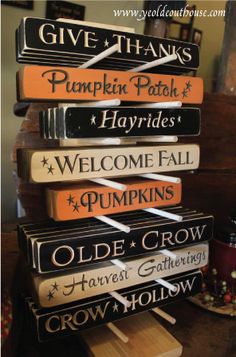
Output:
(16, 17), (213, 348)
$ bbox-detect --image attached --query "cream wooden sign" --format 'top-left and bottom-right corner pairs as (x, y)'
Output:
(18, 144), (200, 183)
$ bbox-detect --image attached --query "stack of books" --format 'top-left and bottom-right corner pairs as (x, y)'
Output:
(15, 17), (213, 343)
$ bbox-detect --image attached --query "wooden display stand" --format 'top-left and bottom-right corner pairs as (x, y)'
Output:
(81, 312), (183, 357)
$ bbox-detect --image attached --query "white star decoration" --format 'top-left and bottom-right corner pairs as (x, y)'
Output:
(90, 114), (96, 125)
(130, 241), (136, 248)
(104, 39), (109, 48)
(112, 302), (119, 312)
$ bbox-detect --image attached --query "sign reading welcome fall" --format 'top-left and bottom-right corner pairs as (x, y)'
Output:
(17, 144), (200, 183)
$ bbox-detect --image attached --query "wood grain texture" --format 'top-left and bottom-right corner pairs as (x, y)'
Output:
(179, 93), (236, 170)
(81, 312), (183, 357)
(178, 171), (236, 225)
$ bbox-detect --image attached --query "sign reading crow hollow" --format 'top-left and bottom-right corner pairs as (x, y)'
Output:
(27, 270), (202, 341)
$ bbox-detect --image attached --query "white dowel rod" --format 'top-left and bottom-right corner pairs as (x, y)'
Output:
(58, 99), (121, 108)
(95, 215), (130, 233)
(152, 307), (176, 325)
(155, 278), (177, 292)
(106, 323), (129, 343)
(109, 291), (131, 308)
(139, 173), (181, 184)
(128, 53), (177, 72)
(160, 249), (177, 260)
(90, 178), (127, 191)
(135, 101), (182, 109)
(80, 44), (119, 68)
(143, 208), (183, 222)
(110, 259), (130, 271)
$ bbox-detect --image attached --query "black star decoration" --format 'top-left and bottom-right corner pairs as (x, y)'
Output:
(67, 194), (75, 206)
(185, 80), (192, 91)
(73, 202), (80, 212)
(47, 290), (54, 301)
(182, 89), (188, 98)
(47, 164), (55, 174)
(51, 282), (59, 291)
(41, 156), (49, 167)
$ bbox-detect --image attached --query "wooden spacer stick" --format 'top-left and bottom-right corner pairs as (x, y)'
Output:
(89, 178), (127, 191)
(95, 215), (130, 233)
(160, 249), (177, 260)
(138, 136), (178, 142)
(80, 44), (119, 69)
(109, 291), (131, 308)
(128, 53), (177, 72)
(143, 208), (183, 222)
(155, 278), (177, 292)
(58, 99), (121, 109)
(135, 101), (182, 108)
(110, 259), (131, 271)
(106, 322), (129, 343)
(139, 173), (181, 184)
(152, 307), (176, 325)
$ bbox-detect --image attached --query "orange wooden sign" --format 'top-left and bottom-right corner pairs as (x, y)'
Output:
(17, 66), (203, 103)
(46, 178), (182, 220)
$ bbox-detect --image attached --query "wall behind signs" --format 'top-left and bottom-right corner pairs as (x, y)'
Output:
(1, 0), (226, 222)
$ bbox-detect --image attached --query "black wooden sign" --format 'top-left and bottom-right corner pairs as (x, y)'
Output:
(46, 1), (85, 21)
(27, 270), (202, 342)
(39, 107), (201, 139)
(2, 1), (33, 9)
(18, 207), (213, 273)
(16, 17), (199, 73)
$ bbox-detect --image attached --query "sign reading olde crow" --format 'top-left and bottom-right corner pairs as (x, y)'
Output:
(16, 17), (199, 73)
(40, 107), (201, 139)
(17, 144), (200, 183)
(17, 66), (203, 103)
(27, 270), (202, 341)
(18, 208), (213, 273)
